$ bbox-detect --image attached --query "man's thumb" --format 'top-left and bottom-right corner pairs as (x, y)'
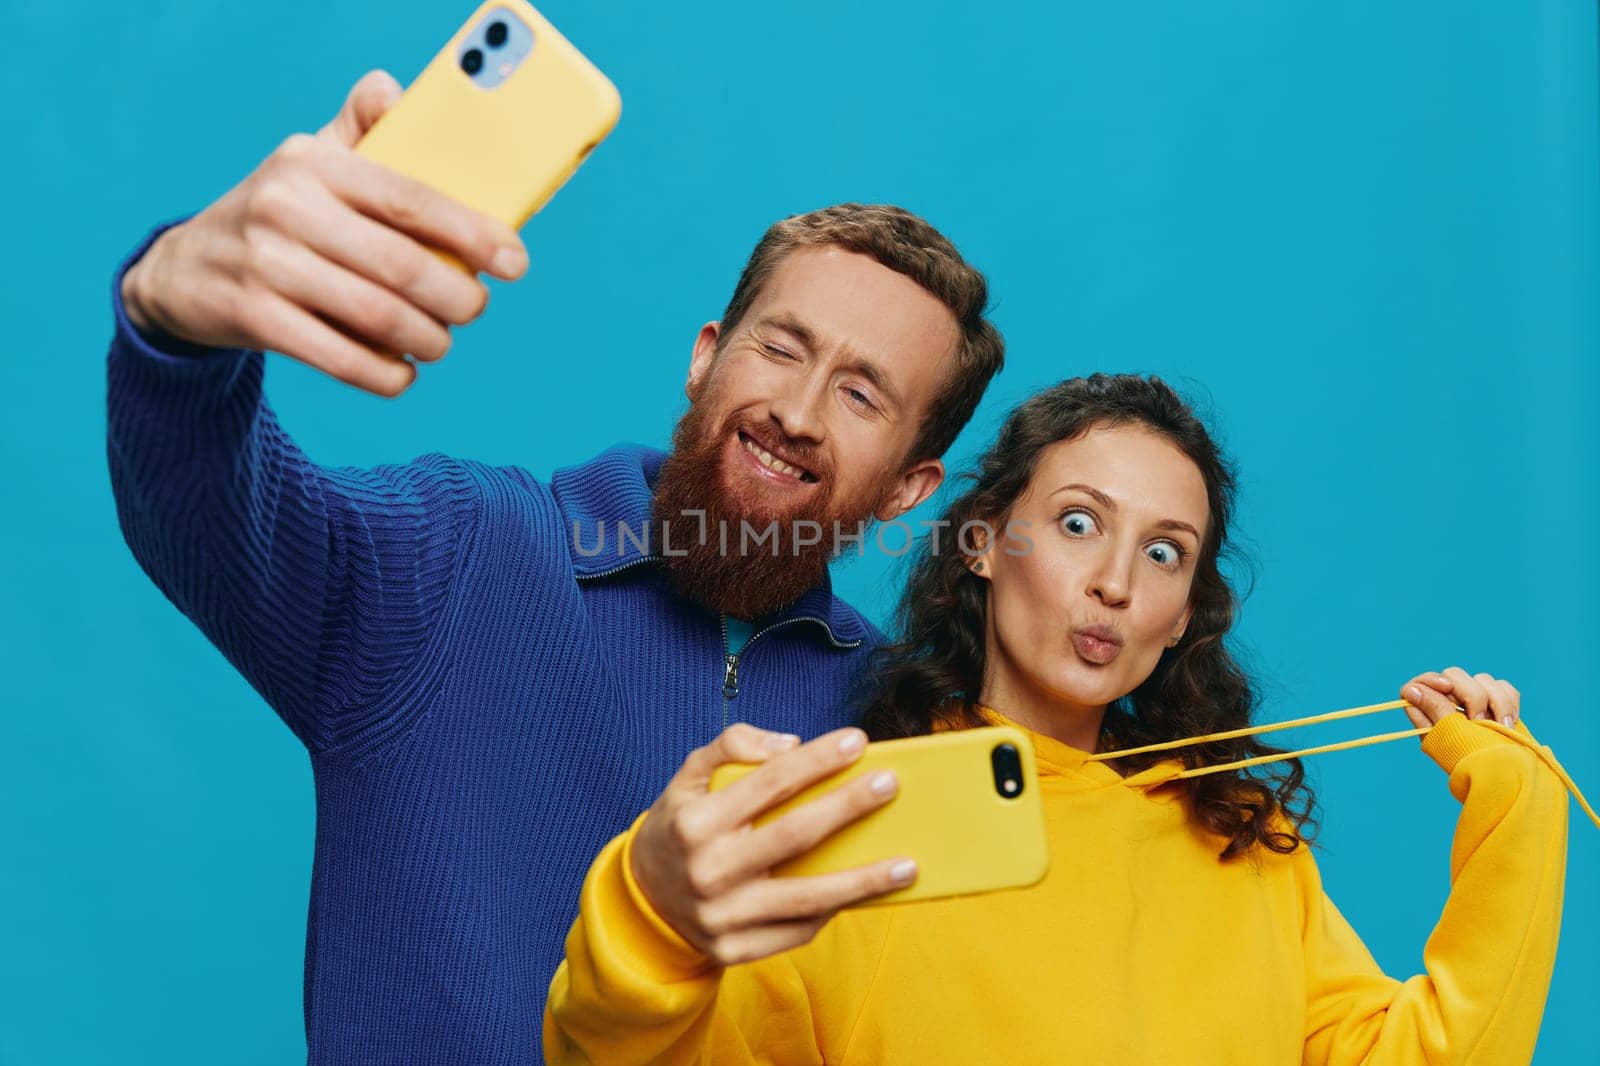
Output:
(316, 69), (403, 148)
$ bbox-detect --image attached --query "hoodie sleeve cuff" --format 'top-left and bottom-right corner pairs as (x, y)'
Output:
(111, 216), (258, 368)
(1420, 712), (1531, 775)
(587, 813), (716, 984)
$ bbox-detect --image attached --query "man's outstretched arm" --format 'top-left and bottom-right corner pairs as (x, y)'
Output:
(107, 72), (527, 754)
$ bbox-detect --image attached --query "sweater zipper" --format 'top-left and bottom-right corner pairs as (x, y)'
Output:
(572, 556), (657, 582)
(575, 557), (865, 726)
(720, 614), (740, 727)
(719, 613), (865, 730)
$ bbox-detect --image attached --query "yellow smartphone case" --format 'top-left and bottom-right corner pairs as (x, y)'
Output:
(709, 726), (1050, 907)
(353, 0), (620, 232)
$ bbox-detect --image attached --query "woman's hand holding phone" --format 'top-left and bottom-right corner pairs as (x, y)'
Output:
(121, 70), (530, 398)
(629, 724), (918, 968)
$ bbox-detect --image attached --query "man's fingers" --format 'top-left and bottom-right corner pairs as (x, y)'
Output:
(309, 144), (527, 280)
(700, 857), (917, 935)
(295, 184), (492, 328)
(240, 293), (416, 397)
(247, 231), (452, 362)
(317, 70), (403, 149)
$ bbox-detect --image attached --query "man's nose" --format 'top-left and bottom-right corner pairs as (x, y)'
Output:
(767, 373), (828, 443)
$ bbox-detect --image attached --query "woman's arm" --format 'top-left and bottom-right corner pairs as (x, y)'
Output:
(1301, 681), (1569, 1065)
(544, 821), (829, 1065)
(544, 723), (908, 1064)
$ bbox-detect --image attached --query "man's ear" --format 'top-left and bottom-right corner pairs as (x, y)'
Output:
(874, 458), (945, 523)
(686, 321), (722, 401)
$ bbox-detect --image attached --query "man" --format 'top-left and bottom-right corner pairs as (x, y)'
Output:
(108, 71), (1003, 1062)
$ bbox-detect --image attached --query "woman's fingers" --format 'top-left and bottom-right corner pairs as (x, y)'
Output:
(699, 857), (917, 939)
(1402, 681), (1458, 727)
(1479, 674), (1520, 727)
(700, 918), (831, 968)
(1441, 666), (1490, 720)
(1400, 672), (1453, 728)
(1415, 671), (1454, 694)
(1406, 667), (1522, 727)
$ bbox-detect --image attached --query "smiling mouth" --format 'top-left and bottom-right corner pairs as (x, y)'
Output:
(738, 430), (819, 483)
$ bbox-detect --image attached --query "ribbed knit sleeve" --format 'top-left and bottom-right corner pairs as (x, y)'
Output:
(1300, 713), (1569, 1065)
(105, 223), (482, 756)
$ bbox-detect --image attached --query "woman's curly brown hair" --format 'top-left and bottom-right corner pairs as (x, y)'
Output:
(859, 373), (1316, 859)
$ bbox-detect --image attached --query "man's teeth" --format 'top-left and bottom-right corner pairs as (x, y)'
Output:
(742, 436), (809, 480)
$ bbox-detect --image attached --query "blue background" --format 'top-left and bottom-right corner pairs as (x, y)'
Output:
(3, 0), (1596, 1061)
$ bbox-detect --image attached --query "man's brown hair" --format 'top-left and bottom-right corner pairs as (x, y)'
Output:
(719, 204), (1004, 462)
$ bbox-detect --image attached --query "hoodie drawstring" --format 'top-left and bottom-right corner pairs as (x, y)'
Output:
(1085, 698), (1599, 831)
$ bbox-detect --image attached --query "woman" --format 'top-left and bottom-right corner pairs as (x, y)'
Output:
(544, 374), (1573, 1064)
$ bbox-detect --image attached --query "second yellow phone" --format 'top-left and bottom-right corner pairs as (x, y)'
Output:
(354, 0), (620, 239)
(709, 725), (1050, 907)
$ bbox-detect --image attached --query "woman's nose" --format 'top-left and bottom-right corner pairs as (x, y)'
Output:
(1088, 550), (1133, 607)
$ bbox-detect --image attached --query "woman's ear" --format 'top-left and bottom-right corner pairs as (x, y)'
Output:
(965, 523), (995, 581)
(1167, 604), (1195, 647)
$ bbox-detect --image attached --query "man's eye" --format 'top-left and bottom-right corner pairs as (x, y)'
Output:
(763, 344), (796, 360)
(1060, 509), (1099, 536)
(845, 387), (875, 410)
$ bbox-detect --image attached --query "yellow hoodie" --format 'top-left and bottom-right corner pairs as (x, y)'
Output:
(545, 711), (1572, 1064)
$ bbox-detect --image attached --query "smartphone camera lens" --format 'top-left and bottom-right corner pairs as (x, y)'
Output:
(990, 743), (1024, 798)
(461, 48), (484, 75)
(486, 21), (509, 48)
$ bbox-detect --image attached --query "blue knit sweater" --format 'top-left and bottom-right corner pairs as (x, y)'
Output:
(106, 223), (880, 1064)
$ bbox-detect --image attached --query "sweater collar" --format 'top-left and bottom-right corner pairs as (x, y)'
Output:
(549, 443), (870, 648)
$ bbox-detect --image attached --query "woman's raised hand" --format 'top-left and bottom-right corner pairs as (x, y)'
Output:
(1401, 668), (1521, 729)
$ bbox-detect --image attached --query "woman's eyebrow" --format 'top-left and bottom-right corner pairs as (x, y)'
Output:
(1051, 483), (1201, 540)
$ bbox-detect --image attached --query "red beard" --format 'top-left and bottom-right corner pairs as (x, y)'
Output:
(651, 394), (892, 619)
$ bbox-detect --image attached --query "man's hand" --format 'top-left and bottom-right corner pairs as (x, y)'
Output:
(121, 70), (530, 398)
(629, 724), (917, 967)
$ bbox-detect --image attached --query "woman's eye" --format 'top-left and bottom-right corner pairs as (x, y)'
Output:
(1146, 542), (1182, 568)
(1060, 510), (1099, 536)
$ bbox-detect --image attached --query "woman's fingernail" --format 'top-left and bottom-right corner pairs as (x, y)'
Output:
(890, 860), (917, 885)
(1404, 685), (1422, 703)
(869, 771), (897, 797)
(839, 729), (867, 755)
(765, 732), (800, 752)
(494, 245), (528, 277)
